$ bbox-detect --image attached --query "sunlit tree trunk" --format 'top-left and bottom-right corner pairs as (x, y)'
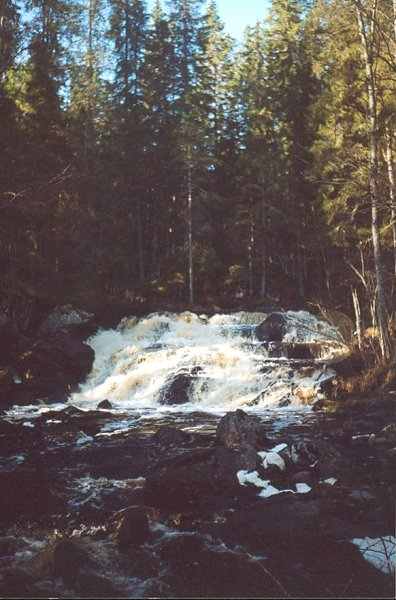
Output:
(355, 0), (391, 360)
(385, 128), (396, 275)
(187, 150), (194, 305)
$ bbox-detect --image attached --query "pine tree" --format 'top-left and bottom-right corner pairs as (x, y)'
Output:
(235, 22), (275, 297)
(25, 0), (71, 178)
(143, 1), (179, 279)
(108, 0), (148, 285)
(68, 0), (108, 169)
(0, 0), (20, 87)
(167, 0), (205, 304)
(264, 0), (318, 298)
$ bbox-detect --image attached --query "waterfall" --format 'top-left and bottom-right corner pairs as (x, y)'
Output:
(71, 310), (345, 415)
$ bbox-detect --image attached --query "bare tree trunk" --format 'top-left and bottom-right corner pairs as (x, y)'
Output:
(260, 197), (267, 297)
(248, 203), (254, 298)
(297, 246), (305, 299)
(356, 0), (391, 360)
(352, 288), (363, 350)
(393, 0), (396, 43)
(187, 152), (194, 305)
(385, 128), (396, 274)
(137, 198), (145, 285)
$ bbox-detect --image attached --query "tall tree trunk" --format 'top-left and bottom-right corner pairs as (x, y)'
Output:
(248, 203), (254, 297)
(187, 151), (194, 305)
(393, 0), (396, 43)
(137, 197), (145, 284)
(352, 288), (363, 350)
(260, 197), (267, 297)
(356, 0), (391, 360)
(384, 128), (396, 275)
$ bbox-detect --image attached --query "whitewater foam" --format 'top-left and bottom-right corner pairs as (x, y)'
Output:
(5, 311), (345, 421)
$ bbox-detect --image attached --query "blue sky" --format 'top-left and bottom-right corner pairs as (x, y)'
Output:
(211, 0), (269, 39)
(149, 1), (270, 40)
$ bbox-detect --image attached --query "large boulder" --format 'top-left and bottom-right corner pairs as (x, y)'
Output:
(256, 313), (288, 342)
(159, 534), (284, 598)
(116, 506), (150, 549)
(159, 367), (201, 405)
(144, 446), (250, 511)
(0, 367), (15, 409)
(0, 312), (20, 365)
(52, 539), (91, 584)
(153, 426), (191, 447)
(38, 305), (95, 338)
(216, 409), (265, 450)
(12, 332), (94, 404)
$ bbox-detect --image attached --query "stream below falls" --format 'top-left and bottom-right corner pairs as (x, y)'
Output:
(0, 310), (395, 598)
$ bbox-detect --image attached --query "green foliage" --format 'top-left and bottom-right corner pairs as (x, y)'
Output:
(0, 0), (395, 320)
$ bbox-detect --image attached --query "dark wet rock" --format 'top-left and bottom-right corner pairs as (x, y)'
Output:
(12, 333), (94, 405)
(38, 305), (95, 337)
(37, 405), (115, 436)
(216, 409), (265, 450)
(348, 489), (376, 505)
(159, 368), (202, 405)
(144, 446), (247, 511)
(116, 506), (150, 549)
(385, 447), (396, 461)
(380, 423), (396, 445)
(256, 313), (288, 342)
(286, 343), (315, 360)
(239, 441), (261, 470)
(17, 333), (94, 388)
(268, 342), (316, 360)
(52, 539), (91, 583)
(0, 313), (20, 365)
(0, 535), (27, 557)
(0, 468), (64, 524)
(153, 426), (190, 447)
(332, 352), (365, 378)
(126, 547), (160, 579)
(0, 368), (16, 409)
(97, 399), (113, 410)
(212, 499), (322, 554)
(77, 572), (120, 597)
(291, 470), (314, 485)
(0, 566), (36, 598)
(289, 440), (319, 469)
(159, 534), (286, 598)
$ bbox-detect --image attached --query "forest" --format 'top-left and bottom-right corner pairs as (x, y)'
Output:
(1, 3), (396, 596)
(1, 0), (396, 359)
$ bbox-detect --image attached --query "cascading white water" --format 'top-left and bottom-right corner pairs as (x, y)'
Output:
(71, 310), (345, 415)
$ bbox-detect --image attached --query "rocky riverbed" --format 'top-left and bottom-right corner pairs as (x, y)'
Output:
(0, 307), (395, 597)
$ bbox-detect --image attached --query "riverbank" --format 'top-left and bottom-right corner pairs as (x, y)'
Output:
(0, 403), (394, 598)
(0, 306), (394, 597)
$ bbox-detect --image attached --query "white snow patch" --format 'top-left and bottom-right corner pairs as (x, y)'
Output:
(259, 483), (293, 498)
(237, 470), (311, 498)
(258, 443), (288, 471)
(75, 432), (94, 446)
(321, 477), (337, 486)
(295, 483), (311, 494)
(270, 443), (288, 454)
(352, 536), (396, 575)
(237, 470), (268, 488)
(261, 451), (286, 471)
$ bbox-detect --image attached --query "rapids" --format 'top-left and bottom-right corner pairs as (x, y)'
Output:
(69, 310), (345, 416)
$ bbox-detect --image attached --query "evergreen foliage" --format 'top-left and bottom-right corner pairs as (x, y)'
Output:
(0, 0), (395, 347)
